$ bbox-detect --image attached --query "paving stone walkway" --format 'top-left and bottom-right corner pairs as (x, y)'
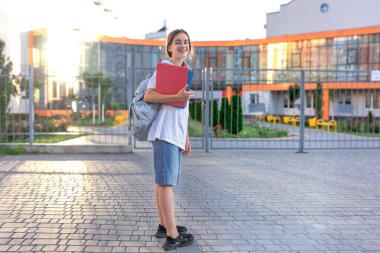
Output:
(0, 150), (379, 253)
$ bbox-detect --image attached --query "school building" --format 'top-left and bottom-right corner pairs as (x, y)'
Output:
(24, 0), (380, 120)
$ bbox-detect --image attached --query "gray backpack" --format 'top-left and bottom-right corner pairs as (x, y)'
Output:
(129, 75), (160, 141)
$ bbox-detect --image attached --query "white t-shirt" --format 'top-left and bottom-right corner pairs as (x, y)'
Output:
(147, 60), (189, 150)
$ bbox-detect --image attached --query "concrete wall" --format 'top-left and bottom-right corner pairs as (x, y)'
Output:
(266, 0), (380, 37)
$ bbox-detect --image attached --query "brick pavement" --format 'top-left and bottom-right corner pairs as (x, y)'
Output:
(0, 150), (379, 253)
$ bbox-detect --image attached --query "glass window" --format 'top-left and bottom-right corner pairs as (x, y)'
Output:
(338, 94), (351, 105)
(358, 35), (369, 44)
(250, 93), (259, 104)
(68, 87), (74, 97)
(358, 45), (369, 64)
(369, 43), (380, 63)
(371, 34), (380, 43)
(211, 48), (217, 57)
(365, 93), (380, 109)
(79, 81), (84, 94)
(337, 47), (347, 65)
(365, 93), (371, 109)
(283, 95), (289, 108)
(347, 48), (358, 64)
(374, 93), (380, 109)
(291, 53), (301, 68)
(53, 81), (58, 98)
(306, 93), (313, 108)
(60, 82), (66, 98)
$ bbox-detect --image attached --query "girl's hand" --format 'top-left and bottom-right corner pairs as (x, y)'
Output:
(182, 138), (191, 156)
(177, 85), (194, 101)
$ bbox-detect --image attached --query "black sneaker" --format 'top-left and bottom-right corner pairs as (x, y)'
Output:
(155, 224), (187, 238)
(163, 233), (194, 251)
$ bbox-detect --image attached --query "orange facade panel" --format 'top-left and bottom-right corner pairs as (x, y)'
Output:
(266, 26), (380, 43)
(100, 36), (165, 46)
(28, 25), (380, 53)
(242, 83), (380, 92)
(324, 82), (380, 90)
(322, 89), (330, 120)
(28, 28), (48, 65)
(193, 26), (380, 47)
(242, 84), (289, 91)
(242, 83), (318, 91)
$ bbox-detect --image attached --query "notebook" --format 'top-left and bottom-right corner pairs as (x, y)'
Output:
(155, 62), (193, 108)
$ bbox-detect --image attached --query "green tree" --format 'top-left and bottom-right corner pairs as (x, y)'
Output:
(212, 99), (219, 127)
(98, 73), (112, 109)
(314, 83), (323, 119)
(229, 94), (243, 134)
(0, 39), (13, 134)
(189, 100), (202, 122)
(368, 110), (373, 124)
(82, 71), (112, 104)
(82, 71), (112, 121)
(368, 110), (374, 132)
(219, 97), (230, 131)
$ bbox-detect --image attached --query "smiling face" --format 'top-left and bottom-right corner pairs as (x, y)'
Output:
(167, 31), (191, 65)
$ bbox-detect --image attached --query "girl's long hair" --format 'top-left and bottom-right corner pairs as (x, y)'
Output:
(166, 29), (195, 67)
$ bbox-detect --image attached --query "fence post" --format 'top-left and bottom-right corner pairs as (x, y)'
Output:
(28, 65), (34, 144)
(298, 70), (305, 153)
(204, 68), (210, 152)
(127, 67), (133, 147)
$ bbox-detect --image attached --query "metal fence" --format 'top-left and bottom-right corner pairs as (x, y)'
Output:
(1, 66), (379, 151)
(200, 68), (380, 151)
(1, 66), (130, 146)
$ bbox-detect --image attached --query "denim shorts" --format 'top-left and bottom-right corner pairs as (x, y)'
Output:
(152, 139), (182, 186)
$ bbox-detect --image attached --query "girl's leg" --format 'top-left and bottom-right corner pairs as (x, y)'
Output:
(155, 185), (165, 226)
(156, 185), (179, 238)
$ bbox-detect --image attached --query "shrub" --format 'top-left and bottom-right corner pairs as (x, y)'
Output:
(189, 100), (219, 127)
(72, 112), (86, 121)
(111, 102), (120, 110)
(189, 100), (202, 122)
(368, 111), (373, 124)
(212, 99), (219, 127)
(375, 121), (380, 133)
(314, 83), (323, 119)
(0, 39), (13, 130)
(338, 119), (351, 132)
(219, 97), (230, 130)
(229, 95), (243, 134)
(357, 122), (367, 133)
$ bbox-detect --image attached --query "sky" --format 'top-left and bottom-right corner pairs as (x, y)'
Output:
(1, 0), (292, 41)
(110, 0), (292, 41)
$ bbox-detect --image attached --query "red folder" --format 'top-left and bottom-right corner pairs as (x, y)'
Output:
(155, 62), (189, 108)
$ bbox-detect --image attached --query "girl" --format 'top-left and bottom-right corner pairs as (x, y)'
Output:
(143, 29), (194, 250)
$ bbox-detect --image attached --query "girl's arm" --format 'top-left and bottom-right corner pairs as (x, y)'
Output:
(144, 85), (193, 103)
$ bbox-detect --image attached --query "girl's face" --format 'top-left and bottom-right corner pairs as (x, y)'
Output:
(168, 32), (190, 62)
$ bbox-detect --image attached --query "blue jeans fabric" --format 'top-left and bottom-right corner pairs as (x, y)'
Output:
(152, 139), (182, 186)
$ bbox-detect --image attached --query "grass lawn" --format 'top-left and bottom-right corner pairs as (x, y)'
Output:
(188, 119), (203, 137)
(189, 119), (289, 138)
(72, 117), (115, 127)
(0, 134), (87, 156)
(1, 134), (86, 144)
(33, 134), (86, 143)
(0, 146), (28, 155)
(219, 124), (288, 138)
